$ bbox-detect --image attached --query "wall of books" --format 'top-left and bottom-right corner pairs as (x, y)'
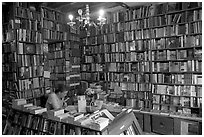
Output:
(81, 2), (202, 116)
(2, 2), (44, 106)
(2, 2), (82, 108)
(41, 6), (70, 93)
(68, 26), (81, 98)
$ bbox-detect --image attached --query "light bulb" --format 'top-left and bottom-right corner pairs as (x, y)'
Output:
(69, 14), (73, 21)
(78, 9), (83, 16)
(99, 9), (105, 16)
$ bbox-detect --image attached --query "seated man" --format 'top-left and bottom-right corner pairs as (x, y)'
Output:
(45, 84), (68, 110)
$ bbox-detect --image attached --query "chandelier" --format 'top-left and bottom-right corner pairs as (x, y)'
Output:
(67, 4), (106, 35)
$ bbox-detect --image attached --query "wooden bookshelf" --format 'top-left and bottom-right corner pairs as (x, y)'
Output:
(80, 2), (202, 116)
(41, 6), (70, 93)
(68, 25), (81, 99)
(2, 2), (45, 106)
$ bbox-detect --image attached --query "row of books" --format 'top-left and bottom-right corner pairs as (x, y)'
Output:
(152, 60), (202, 72)
(17, 28), (42, 43)
(125, 90), (152, 100)
(41, 7), (64, 22)
(2, 63), (17, 72)
(43, 29), (66, 40)
(13, 18), (41, 31)
(48, 58), (66, 66)
(152, 48), (202, 61)
(83, 26), (201, 46)
(84, 41), (149, 53)
(151, 35), (202, 50)
(104, 52), (150, 62)
(188, 21), (202, 34)
(70, 57), (80, 65)
(68, 29), (80, 90)
(48, 51), (65, 59)
(152, 104), (201, 117)
(8, 107), (112, 135)
(186, 9), (202, 22)
(48, 42), (65, 51)
(17, 88), (43, 99)
(81, 72), (105, 81)
(153, 84), (202, 97)
(15, 6), (41, 21)
(81, 63), (103, 72)
(42, 19), (64, 31)
(2, 42), (16, 53)
(69, 75), (81, 85)
(152, 73), (202, 85)
(107, 62), (150, 72)
(3, 29), (14, 42)
(70, 65), (80, 73)
(17, 54), (43, 67)
(107, 2), (201, 23)
(153, 94), (202, 108)
(50, 66), (70, 73)
(18, 66), (43, 79)
(83, 55), (103, 63)
(83, 35), (200, 55)
(106, 72), (151, 83)
(85, 8), (201, 36)
(83, 35), (201, 51)
(17, 43), (43, 54)
(3, 77), (18, 89)
(18, 77), (44, 91)
(108, 81), (151, 92)
(50, 73), (67, 81)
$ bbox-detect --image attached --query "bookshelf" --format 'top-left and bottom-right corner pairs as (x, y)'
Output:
(3, 105), (142, 135)
(81, 2), (202, 116)
(2, 2), (45, 106)
(68, 25), (81, 99)
(41, 6), (70, 93)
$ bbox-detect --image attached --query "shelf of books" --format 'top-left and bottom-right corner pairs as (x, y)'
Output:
(150, 3), (202, 117)
(81, 2), (202, 116)
(3, 99), (142, 135)
(68, 25), (81, 97)
(2, 2), (45, 106)
(41, 6), (70, 92)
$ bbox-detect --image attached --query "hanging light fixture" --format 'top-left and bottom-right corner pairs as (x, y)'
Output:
(67, 4), (106, 31)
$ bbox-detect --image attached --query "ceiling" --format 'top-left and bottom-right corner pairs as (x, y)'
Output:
(43, 2), (160, 15)
(2, 2), (161, 21)
(41, 2), (161, 20)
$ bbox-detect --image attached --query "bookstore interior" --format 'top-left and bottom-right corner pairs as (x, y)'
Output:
(2, 2), (202, 135)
